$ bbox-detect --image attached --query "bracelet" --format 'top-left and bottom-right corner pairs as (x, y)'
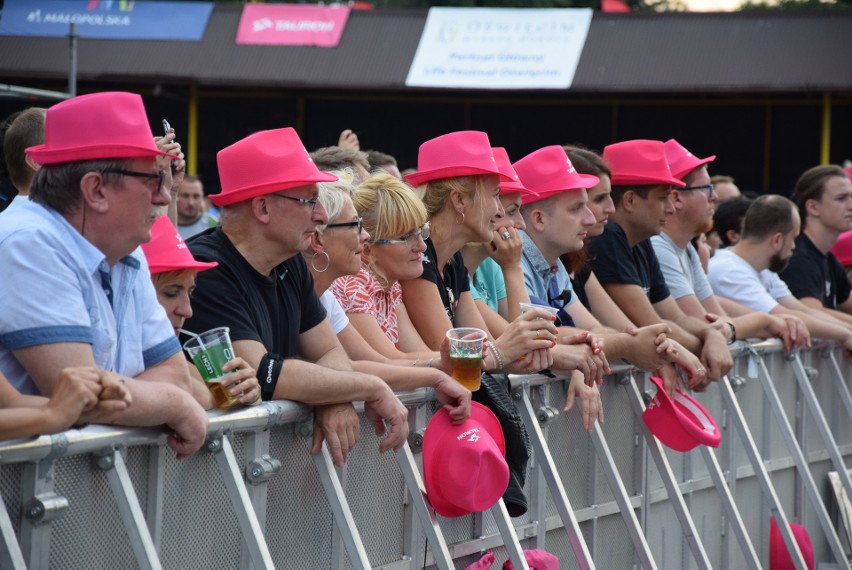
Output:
(727, 321), (737, 345)
(486, 340), (504, 371)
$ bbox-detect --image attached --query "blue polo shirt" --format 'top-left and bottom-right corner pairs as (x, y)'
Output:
(0, 198), (179, 394)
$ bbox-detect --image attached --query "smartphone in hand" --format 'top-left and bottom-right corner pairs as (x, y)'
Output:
(162, 119), (171, 137)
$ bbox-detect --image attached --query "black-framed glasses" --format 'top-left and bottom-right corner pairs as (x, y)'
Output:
(325, 217), (363, 233)
(369, 222), (430, 248)
(269, 192), (320, 212)
(102, 169), (165, 195)
(680, 183), (714, 198)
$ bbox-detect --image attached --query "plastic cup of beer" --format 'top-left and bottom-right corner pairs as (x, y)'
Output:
(519, 302), (560, 325)
(446, 327), (487, 392)
(182, 327), (241, 410)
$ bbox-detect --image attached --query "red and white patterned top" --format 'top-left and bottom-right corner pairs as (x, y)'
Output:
(331, 267), (402, 344)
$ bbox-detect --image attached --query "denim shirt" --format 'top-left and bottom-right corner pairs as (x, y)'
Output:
(520, 231), (576, 324)
(0, 199), (179, 394)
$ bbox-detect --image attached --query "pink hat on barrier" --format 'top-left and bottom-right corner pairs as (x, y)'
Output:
(769, 517), (815, 570)
(513, 145), (600, 205)
(211, 127), (337, 206)
(831, 229), (852, 267)
(141, 216), (218, 275)
(603, 139), (686, 188)
(26, 92), (179, 165)
(664, 139), (716, 180)
(491, 147), (538, 199)
(423, 401), (509, 518)
(404, 131), (513, 188)
(642, 376), (720, 452)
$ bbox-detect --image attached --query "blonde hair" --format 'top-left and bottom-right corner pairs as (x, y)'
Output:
(353, 173), (427, 286)
(421, 175), (485, 218)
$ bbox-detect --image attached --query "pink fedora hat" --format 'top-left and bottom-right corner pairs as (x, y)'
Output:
(404, 131), (513, 188)
(141, 216), (218, 275)
(491, 147), (538, 199)
(26, 92), (178, 165)
(513, 145), (600, 205)
(642, 376), (720, 452)
(603, 139), (686, 188)
(212, 127), (337, 206)
(423, 401), (509, 518)
(664, 139), (716, 180)
(769, 517), (815, 570)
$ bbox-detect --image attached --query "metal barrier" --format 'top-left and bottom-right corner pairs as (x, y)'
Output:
(1, 340), (851, 569)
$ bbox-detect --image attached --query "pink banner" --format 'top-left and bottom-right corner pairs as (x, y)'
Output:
(236, 4), (350, 47)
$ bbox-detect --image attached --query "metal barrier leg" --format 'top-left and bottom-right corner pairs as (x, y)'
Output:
(312, 442), (372, 569)
(241, 430), (273, 570)
(827, 351), (852, 422)
(625, 374), (712, 570)
(717, 373), (809, 570)
(754, 352), (848, 567)
(394, 443), (454, 570)
(489, 499), (529, 570)
(19, 461), (56, 570)
(210, 436), (275, 570)
(0, 490), (25, 570)
(516, 386), (596, 570)
(145, 445), (165, 552)
(99, 449), (162, 570)
(695, 444), (761, 569)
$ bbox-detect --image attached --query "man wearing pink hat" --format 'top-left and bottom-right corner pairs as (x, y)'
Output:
(0, 92), (208, 458)
(779, 165), (852, 325)
(652, 140), (809, 354)
(182, 127), (408, 466)
(587, 139), (733, 388)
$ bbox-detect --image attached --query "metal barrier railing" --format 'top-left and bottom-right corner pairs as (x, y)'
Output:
(1, 340), (850, 569)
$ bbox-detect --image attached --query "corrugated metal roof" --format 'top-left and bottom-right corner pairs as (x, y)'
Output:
(0, 5), (850, 93)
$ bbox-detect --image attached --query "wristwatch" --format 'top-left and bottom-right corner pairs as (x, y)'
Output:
(727, 321), (737, 345)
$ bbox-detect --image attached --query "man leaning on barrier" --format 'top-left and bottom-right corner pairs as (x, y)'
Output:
(0, 92), (209, 458)
(183, 128), (408, 466)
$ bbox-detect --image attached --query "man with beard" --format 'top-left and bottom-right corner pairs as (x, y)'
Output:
(779, 165), (852, 325)
(708, 194), (852, 352)
(652, 140), (808, 353)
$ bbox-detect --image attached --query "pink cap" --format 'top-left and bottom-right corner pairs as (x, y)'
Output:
(141, 216), (218, 274)
(642, 376), (721, 452)
(513, 145), (600, 205)
(664, 139), (716, 180)
(769, 517), (815, 570)
(423, 401), (509, 518)
(603, 140), (686, 188)
(404, 131), (513, 188)
(831, 229), (852, 267)
(26, 92), (178, 165)
(491, 147), (537, 198)
(211, 127), (337, 206)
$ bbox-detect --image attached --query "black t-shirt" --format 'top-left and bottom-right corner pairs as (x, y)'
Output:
(419, 237), (470, 325)
(779, 232), (851, 309)
(587, 221), (670, 304)
(571, 264), (592, 311)
(184, 228), (326, 397)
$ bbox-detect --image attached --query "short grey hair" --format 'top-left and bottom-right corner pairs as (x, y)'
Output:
(315, 169), (356, 232)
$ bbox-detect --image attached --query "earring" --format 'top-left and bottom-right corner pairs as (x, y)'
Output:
(456, 211), (466, 225)
(311, 251), (330, 273)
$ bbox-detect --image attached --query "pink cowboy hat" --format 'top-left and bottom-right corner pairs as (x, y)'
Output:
(643, 376), (721, 452)
(423, 401), (509, 518)
(769, 517), (815, 570)
(211, 127), (337, 206)
(26, 92), (178, 165)
(664, 139), (716, 180)
(603, 139), (686, 188)
(141, 216), (218, 274)
(404, 131), (513, 188)
(513, 145), (600, 205)
(491, 147), (538, 199)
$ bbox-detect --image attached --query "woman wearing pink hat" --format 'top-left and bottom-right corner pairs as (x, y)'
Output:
(401, 131), (557, 373)
(300, 173), (471, 423)
(142, 216), (261, 409)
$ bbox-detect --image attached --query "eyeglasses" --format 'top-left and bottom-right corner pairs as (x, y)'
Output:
(369, 222), (430, 248)
(102, 169), (165, 195)
(680, 183), (714, 198)
(325, 217), (363, 233)
(269, 192), (320, 212)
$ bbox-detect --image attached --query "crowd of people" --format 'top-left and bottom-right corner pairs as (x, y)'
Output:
(1, 90), (852, 516)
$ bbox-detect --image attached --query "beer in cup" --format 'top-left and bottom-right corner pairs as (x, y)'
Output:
(182, 327), (241, 410)
(445, 328), (487, 392)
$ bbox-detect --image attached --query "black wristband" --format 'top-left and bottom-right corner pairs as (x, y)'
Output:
(727, 321), (737, 344)
(257, 353), (283, 401)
